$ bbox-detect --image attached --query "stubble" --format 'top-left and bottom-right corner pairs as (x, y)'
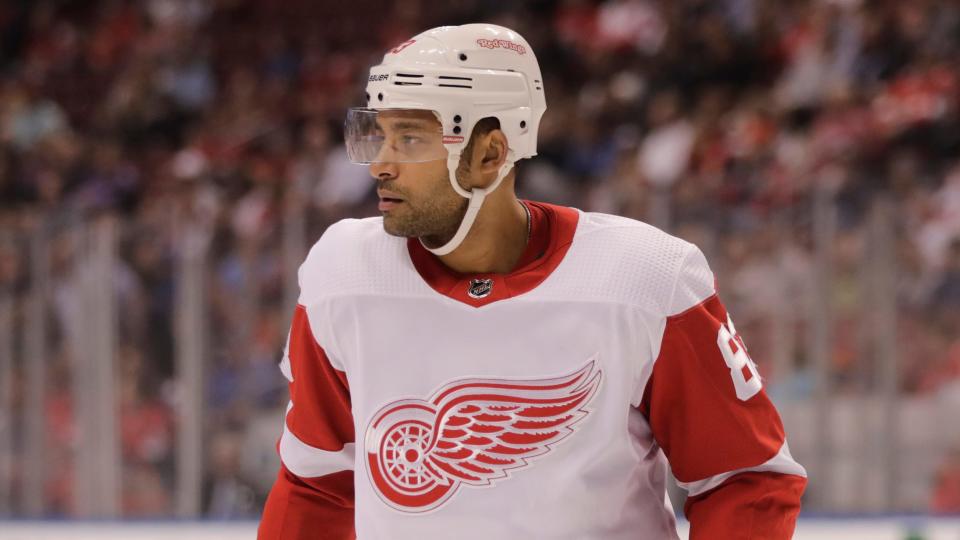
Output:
(380, 172), (467, 247)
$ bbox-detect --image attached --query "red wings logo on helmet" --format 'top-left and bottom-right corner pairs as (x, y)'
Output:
(476, 38), (527, 55)
(364, 359), (602, 513)
(389, 39), (416, 55)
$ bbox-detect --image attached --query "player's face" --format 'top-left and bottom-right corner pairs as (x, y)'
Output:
(368, 110), (467, 244)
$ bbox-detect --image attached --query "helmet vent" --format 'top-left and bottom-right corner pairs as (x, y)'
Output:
(394, 73), (425, 87)
(437, 75), (473, 89)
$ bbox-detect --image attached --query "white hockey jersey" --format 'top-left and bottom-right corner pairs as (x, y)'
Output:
(258, 202), (807, 540)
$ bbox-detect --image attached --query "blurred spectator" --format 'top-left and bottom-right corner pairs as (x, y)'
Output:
(931, 447), (960, 513)
(202, 429), (263, 518)
(932, 239), (960, 310)
(1, 81), (69, 151)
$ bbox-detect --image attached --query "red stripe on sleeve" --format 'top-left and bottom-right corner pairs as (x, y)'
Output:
(258, 465), (355, 540)
(684, 471), (806, 540)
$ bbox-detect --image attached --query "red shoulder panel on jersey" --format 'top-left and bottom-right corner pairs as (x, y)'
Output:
(638, 294), (786, 483)
(286, 304), (354, 451)
(260, 305), (356, 539)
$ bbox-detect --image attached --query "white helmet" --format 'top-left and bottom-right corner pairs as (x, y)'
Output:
(345, 23), (546, 255)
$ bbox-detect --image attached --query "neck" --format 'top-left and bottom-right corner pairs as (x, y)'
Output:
(433, 192), (529, 275)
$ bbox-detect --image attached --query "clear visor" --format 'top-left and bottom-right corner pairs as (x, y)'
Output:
(344, 108), (449, 164)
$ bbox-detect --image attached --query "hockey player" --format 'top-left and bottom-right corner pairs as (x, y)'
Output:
(258, 23), (807, 540)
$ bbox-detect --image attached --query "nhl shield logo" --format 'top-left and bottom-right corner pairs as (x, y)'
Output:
(467, 278), (494, 299)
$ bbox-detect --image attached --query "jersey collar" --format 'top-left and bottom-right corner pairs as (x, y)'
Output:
(407, 201), (579, 307)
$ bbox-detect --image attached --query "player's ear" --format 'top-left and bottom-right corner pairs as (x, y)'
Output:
(476, 130), (507, 186)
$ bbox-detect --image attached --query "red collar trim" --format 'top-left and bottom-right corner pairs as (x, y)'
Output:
(407, 201), (579, 307)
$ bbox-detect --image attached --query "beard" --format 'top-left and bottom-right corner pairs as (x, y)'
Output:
(379, 173), (468, 247)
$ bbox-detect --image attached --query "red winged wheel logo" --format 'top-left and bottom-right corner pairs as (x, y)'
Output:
(364, 359), (602, 513)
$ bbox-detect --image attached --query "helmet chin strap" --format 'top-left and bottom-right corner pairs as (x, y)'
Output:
(421, 153), (514, 256)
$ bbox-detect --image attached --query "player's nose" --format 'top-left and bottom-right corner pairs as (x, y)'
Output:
(369, 161), (398, 181)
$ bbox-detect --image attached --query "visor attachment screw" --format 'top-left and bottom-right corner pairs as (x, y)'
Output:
(454, 115), (461, 123)
(377, 92), (383, 101)
(453, 126), (461, 134)
(459, 53), (468, 61)
(520, 121), (526, 128)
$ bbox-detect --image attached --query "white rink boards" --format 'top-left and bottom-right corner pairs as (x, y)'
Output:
(1, 518), (959, 539)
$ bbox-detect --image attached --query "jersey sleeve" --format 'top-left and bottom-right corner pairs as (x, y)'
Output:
(638, 245), (807, 540)
(258, 303), (355, 540)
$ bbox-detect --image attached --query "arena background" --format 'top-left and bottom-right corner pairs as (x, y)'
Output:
(0, 0), (959, 538)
